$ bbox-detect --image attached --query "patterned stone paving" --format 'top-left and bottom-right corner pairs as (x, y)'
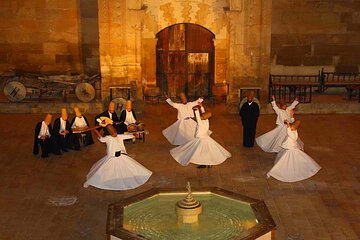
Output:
(0, 103), (359, 240)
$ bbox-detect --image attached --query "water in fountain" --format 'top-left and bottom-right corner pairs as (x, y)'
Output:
(123, 192), (258, 240)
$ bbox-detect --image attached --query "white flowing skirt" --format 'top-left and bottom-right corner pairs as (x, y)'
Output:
(267, 148), (321, 182)
(84, 154), (152, 190)
(256, 125), (304, 152)
(162, 119), (197, 145)
(170, 136), (231, 166)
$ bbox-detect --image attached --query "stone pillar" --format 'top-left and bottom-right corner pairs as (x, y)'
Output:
(227, 0), (271, 104)
(98, 0), (143, 101)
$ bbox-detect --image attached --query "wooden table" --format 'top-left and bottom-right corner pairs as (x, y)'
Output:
(123, 130), (148, 143)
(110, 86), (131, 100)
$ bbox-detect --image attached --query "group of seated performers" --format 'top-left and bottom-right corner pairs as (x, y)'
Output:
(33, 100), (142, 159)
(33, 107), (94, 158)
(95, 100), (139, 135)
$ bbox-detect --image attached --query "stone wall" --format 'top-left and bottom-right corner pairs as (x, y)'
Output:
(271, 0), (360, 74)
(0, 0), (100, 75)
(98, 0), (272, 102)
(79, 0), (100, 74)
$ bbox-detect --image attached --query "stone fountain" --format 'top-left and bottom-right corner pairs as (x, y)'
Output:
(175, 182), (202, 224)
(107, 184), (276, 240)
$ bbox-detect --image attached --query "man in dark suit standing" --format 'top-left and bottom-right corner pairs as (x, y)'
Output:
(239, 91), (260, 147)
(53, 108), (72, 152)
(95, 101), (120, 135)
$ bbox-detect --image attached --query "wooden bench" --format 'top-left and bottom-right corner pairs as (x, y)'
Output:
(269, 74), (320, 103)
(124, 130), (149, 143)
(320, 69), (360, 93)
(345, 85), (360, 102)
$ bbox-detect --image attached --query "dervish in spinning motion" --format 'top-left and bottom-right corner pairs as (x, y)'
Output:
(163, 92), (205, 145)
(170, 103), (231, 168)
(256, 95), (303, 153)
(267, 120), (321, 182)
(84, 124), (152, 190)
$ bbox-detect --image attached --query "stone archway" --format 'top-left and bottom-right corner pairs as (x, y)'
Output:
(156, 23), (215, 98)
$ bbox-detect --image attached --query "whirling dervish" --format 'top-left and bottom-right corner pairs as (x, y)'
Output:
(267, 120), (321, 182)
(162, 92), (204, 145)
(256, 95), (304, 153)
(83, 125), (152, 190)
(170, 104), (231, 168)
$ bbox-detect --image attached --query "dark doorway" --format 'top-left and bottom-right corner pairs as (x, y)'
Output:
(156, 23), (215, 99)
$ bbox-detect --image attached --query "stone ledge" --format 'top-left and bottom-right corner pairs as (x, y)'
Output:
(0, 101), (145, 114)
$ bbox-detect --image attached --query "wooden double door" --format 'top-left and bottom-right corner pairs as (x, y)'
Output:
(156, 23), (215, 99)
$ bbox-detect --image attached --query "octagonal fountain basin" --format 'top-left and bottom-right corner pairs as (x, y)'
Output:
(107, 187), (276, 240)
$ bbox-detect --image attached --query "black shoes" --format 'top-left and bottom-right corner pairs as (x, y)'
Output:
(197, 165), (212, 169)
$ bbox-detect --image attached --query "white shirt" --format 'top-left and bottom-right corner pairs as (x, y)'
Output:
(59, 117), (66, 133)
(281, 128), (301, 150)
(271, 100), (299, 125)
(194, 110), (210, 138)
(98, 134), (134, 156)
(72, 116), (87, 128)
(38, 121), (51, 139)
(248, 101), (253, 105)
(108, 111), (113, 120)
(124, 110), (136, 125)
(166, 98), (202, 120)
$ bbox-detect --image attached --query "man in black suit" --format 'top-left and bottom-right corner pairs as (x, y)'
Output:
(239, 91), (260, 147)
(95, 101), (120, 135)
(33, 114), (60, 158)
(53, 108), (72, 152)
(119, 100), (137, 133)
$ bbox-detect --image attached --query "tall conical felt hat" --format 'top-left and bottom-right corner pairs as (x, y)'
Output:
(61, 108), (68, 120)
(106, 124), (117, 136)
(125, 100), (132, 109)
(73, 106), (82, 117)
(108, 101), (116, 112)
(279, 99), (287, 108)
(44, 113), (52, 125)
(201, 111), (212, 120)
(292, 119), (301, 130)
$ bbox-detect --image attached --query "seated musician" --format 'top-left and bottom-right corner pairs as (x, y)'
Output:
(70, 106), (94, 150)
(53, 108), (72, 153)
(33, 113), (60, 158)
(95, 101), (120, 135)
(118, 100), (138, 134)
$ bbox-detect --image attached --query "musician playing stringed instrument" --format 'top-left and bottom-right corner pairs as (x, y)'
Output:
(95, 101), (122, 135)
(70, 106), (94, 150)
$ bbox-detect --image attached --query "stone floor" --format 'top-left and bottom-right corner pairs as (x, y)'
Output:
(0, 103), (359, 240)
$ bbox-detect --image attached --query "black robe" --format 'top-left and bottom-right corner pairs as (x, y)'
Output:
(33, 122), (59, 157)
(53, 117), (72, 152)
(95, 110), (120, 135)
(240, 102), (259, 147)
(118, 109), (137, 133)
(70, 116), (94, 150)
